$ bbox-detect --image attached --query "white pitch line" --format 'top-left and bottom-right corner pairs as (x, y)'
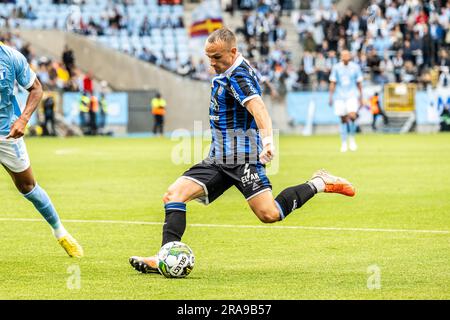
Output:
(0, 217), (449, 235)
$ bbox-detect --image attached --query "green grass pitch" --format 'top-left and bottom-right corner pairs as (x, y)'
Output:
(0, 134), (449, 299)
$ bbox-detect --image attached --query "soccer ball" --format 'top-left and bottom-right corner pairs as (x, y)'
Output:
(157, 241), (195, 278)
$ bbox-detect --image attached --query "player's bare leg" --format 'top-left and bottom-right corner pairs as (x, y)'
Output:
(247, 170), (355, 222)
(162, 177), (206, 204)
(348, 112), (358, 151)
(3, 164), (35, 194)
(130, 177), (204, 274)
(3, 165), (83, 258)
(247, 190), (281, 223)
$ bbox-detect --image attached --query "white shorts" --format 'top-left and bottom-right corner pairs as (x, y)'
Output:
(334, 98), (359, 117)
(0, 137), (31, 173)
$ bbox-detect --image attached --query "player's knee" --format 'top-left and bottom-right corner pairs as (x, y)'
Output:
(17, 181), (36, 194)
(256, 208), (280, 224)
(163, 187), (188, 204)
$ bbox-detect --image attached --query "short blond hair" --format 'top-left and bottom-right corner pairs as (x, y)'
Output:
(207, 28), (237, 47)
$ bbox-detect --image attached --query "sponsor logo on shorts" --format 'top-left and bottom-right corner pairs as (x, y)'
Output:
(241, 163), (260, 187)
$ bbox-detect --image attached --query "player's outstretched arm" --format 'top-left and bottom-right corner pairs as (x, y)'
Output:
(7, 78), (43, 139)
(245, 96), (275, 164)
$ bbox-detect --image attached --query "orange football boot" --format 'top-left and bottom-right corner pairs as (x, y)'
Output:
(312, 169), (356, 197)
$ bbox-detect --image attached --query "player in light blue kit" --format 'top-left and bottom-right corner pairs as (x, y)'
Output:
(0, 41), (83, 257)
(329, 50), (364, 152)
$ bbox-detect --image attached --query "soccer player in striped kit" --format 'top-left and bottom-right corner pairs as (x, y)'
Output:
(130, 29), (355, 274)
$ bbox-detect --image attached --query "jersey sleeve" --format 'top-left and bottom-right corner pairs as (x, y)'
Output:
(11, 48), (36, 90)
(229, 72), (261, 107)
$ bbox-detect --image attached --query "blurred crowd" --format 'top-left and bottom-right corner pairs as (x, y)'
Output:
(2, 0), (449, 95)
(64, 4), (184, 36)
(0, 31), (96, 93)
(186, 0), (292, 87)
(0, 30), (112, 136)
(290, 0), (450, 91)
(1, 0), (291, 88)
(234, 0), (290, 95)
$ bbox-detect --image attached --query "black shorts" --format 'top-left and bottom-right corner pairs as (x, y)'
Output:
(182, 159), (272, 205)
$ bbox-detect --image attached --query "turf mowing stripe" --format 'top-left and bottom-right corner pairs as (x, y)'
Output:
(0, 217), (449, 234)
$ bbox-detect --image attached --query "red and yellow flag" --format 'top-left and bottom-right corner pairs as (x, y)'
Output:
(189, 0), (223, 38)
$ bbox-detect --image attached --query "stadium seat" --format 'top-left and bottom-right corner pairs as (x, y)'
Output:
(97, 36), (109, 45)
(44, 18), (56, 29)
(16, 0), (27, 6)
(56, 17), (67, 30)
(162, 28), (174, 38)
(140, 36), (153, 48)
(171, 5), (184, 15)
(32, 19), (45, 29)
(159, 5), (171, 15)
(151, 28), (162, 38)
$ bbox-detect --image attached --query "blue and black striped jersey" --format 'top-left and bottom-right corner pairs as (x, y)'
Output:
(208, 55), (263, 164)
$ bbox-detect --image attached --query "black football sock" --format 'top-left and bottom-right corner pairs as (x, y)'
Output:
(274, 183), (316, 220)
(162, 202), (186, 246)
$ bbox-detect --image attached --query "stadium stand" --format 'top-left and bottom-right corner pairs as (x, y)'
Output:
(1, 0), (449, 94)
(0, 30), (84, 92)
(290, 0), (450, 91)
(0, 0), (192, 76)
(1, 0), (295, 85)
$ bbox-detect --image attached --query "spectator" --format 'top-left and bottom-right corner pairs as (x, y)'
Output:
(402, 60), (418, 83)
(369, 92), (389, 131)
(24, 5), (37, 20)
(20, 42), (33, 62)
(393, 50), (404, 82)
(303, 31), (317, 52)
(151, 92), (166, 136)
(98, 92), (108, 132)
(62, 45), (75, 76)
(295, 64), (310, 91)
(79, 92), (90, 131)
(315, 52), (329, 90)
(367, 48), (383, 83)
(43, 95), (56, 136)
(438, 49), (450, 71)
(83, 71), (94, 95)
(89, 94), (99, 136)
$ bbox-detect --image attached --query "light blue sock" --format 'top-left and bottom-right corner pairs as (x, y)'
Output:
(340, 122), (348, 143)
(348, 120), (357, 137)
(23, 184), (62, 230)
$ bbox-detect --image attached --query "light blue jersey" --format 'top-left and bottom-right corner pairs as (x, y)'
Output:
(0, 43), (36, 136)
(329, 61), (363, 101)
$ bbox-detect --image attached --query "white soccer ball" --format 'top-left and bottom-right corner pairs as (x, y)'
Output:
(157, 241), (195, 278)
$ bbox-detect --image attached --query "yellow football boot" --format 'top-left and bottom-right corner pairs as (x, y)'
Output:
(58, 234), (84, 258)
